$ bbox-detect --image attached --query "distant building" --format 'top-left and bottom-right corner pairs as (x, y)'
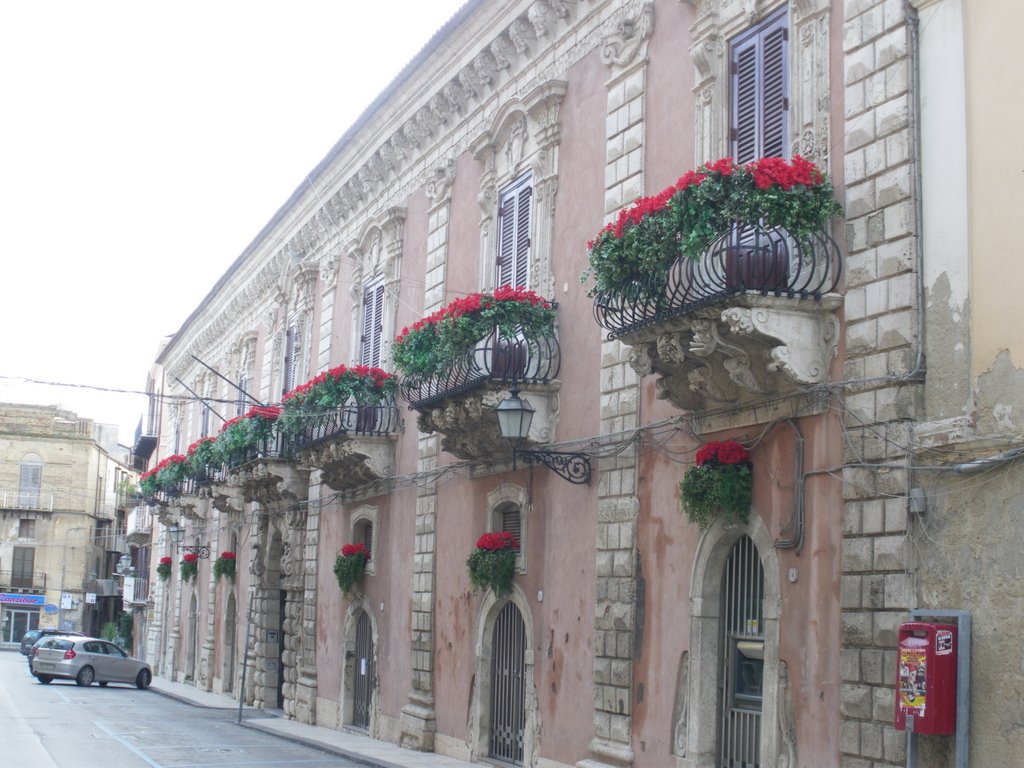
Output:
(0, 403), (137, 645)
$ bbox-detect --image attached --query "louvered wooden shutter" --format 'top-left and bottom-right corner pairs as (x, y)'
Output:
(730, 8), (789, 163)
(496, 176), (532, 289)
(501, 507), (522, 548)
(12, 546), (34, 579)
(360, 282), (385, 368)
(19, 463), (41, 494)
(235, 371), (248, 416)
(283, 322), (299, 397)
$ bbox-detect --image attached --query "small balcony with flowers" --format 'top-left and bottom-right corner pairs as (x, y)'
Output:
(394, 287), (561, 460)
(278, 365), (401, 494)
(585, 157), (844, 430)
(209, 406), (309, 512)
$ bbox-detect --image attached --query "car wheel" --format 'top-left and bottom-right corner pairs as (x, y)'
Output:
(99, 681), (109, 687)
(76, 666), (95, 687)
(35, 674), (53, 685)
(136, 669), (152, 690)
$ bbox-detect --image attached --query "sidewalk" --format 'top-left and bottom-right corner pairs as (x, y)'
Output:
(149, 675), (476, 768)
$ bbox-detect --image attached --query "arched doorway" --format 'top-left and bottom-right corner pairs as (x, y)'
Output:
(681, 516), (784, 767)
(223, 591), (236, 693)
(489, 601), (526, 764)
(352, 611), (375, 729)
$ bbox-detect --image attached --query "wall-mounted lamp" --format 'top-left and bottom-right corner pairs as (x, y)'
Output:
(167, 523), (210, 558)
(116, 551), (132, 576)
(495, 388), (591, 484)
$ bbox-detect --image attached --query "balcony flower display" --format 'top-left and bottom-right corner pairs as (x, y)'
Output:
(156, 556), (172, 582)
(392, 286), (556, 382)
(278, 365), (396, 438)
(180, 552), (199, 582)
(680, 439), (753, 529)
(215, 405), (282, 459)
(186, 435), (220, 478)
(213, 551), (236, 581)
(139, 453), (189, 496)
(466, 531), (519, 597)
(333, 543), (370, 597)
(583, 156), (842, 299)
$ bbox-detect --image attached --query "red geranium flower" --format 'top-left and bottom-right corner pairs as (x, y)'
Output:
(182, 553), (199, 564)
(219, 551), (236, 560)
(475, 531), (519, 552)
(159, 556), (172, 565)
(341, 543), (370, 559)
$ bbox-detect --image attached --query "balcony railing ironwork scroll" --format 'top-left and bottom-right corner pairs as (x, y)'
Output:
(223, 431), (295, 470)
(290, 396), (400, 452)
(592, 223), (842, 339)
(401, 325), (561, 410)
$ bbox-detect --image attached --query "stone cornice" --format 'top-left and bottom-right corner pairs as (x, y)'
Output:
(164, 1), (655, 384)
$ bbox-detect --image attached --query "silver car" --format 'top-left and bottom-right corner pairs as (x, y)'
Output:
(31, 636), (152, 689)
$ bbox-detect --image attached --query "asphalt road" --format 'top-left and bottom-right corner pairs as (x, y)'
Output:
(0, 649), (361, 768)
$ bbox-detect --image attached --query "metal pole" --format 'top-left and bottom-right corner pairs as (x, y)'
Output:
(192, 354), (266, 408)
(172, 377), (227, 424)
(238, 588), (255, 724)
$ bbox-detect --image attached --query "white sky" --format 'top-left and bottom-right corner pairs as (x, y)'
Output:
(0, 0), (467, 447)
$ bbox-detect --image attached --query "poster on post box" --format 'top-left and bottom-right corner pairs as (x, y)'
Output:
(898, 647), (927, 717)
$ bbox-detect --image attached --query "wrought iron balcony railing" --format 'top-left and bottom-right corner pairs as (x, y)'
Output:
(223, 432), (295, 470)
(592, 223), (842, 339)
(401, 326), (561, 410)
(0, 570), (47, 590)
(289, 396), (400, 452)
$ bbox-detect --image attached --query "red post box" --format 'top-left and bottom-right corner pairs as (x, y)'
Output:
(894, 622), (957, 734)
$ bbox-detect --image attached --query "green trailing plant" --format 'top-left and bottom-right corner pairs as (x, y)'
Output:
(214, 405), (281, 459)
(466, 531), (519, 597)
(392, 286), (556, 382)
(278, 365), (397, 438)
(213, 551), (236, 581)
(583, 156), (842, 298)
(116, 611), (133, 651)
(156, 556), (172, 582)
(180, 552), (199, 582)
(333, 543), (370, 597)
(139, 453), (189, 496)
(680, 439), (754, 529)
(186, 435), (220, 478)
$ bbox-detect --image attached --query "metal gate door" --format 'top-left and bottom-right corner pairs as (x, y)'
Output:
(489, 601), (526, 765)
(719, 535), (765, 768)
(353, 611), (374, 729)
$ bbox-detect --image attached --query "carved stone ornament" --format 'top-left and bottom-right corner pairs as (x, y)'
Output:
(296, 435), (397, 493)
(618, 294), (841, 426)
(229, 458), (310, 514)
(416, 383), (558, 461)
(600, 0), (655, 68)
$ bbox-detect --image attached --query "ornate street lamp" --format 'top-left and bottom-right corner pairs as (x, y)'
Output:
(495, 388), (591, 484)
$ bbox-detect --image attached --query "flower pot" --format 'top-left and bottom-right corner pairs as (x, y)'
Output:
(725, 240), (789, 292)
(492, 337), (527, 380)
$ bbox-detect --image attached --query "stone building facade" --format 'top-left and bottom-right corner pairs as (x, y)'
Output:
(0, 403), (135, 645)
(138, 1), (1020, 766)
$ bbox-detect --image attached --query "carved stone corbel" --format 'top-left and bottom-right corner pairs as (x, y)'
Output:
(600, 0), (655, 68)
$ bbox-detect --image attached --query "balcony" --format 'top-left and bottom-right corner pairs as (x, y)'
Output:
(0, 570), (47, 591)
(82, 578), (120, 597)
(126, 506), (153, 545)
(216, 434), (309, 512)
(0, 489), (62, 512)
(122, 575), (149, 605)
(400, 326), (561, 460)
(592, 224), (842, 428)
(292, 396), (401, 493)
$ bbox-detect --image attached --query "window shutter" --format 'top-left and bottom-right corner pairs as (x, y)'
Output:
(730, 8), (789, 163)
(362, 523), (373, 556)
(514, 186), (532, 289)
(501, 507), (522, 547)
(282, 322), (299, 397)
(496, 174), (532, 289)
(360, 282), (385, 368)
(19, 463), (41, 508)
(235, 371), (248, 417)
(13, 546), (34, 579)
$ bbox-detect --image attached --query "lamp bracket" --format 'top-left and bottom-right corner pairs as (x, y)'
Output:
(516, 448), (592, 485)
(181, 545), (211, 559)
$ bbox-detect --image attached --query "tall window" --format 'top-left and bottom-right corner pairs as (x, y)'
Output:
(18, 519), (35, 539)
(18, 455), (42, 509)
(360, 279), (386, 368)
(282, 320), (299, 398)
(495, 173), (532, 289)
(730, 7), (788, 163)
(12, 547), (34, 587)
